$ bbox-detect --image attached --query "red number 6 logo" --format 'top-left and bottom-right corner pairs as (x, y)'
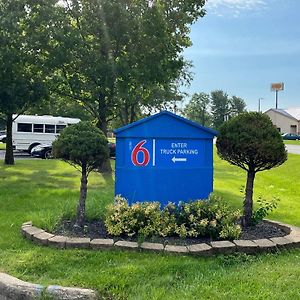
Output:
(131, 140), (150, 167)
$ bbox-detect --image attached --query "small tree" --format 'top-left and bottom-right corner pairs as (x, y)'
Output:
(52, 122), (109, 226)
(216, 112), (287, 227)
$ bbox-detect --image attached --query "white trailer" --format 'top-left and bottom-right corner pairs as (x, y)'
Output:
(12, 114), (80, 152)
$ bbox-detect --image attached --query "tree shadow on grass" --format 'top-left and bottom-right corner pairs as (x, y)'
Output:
(213, 188), (243, 210)
(101, 171), (115, 186)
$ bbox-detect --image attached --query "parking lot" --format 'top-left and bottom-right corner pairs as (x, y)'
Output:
(0, 150), (33, 160)
(285, 144), (300, 155)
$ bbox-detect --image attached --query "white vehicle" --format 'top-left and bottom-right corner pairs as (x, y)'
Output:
(12, 114), (80, 152)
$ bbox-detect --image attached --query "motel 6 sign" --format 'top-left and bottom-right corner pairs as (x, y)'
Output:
(129, 139), (204, 169)
(114, 111), (217, 206)
(131, 140), (150, 167)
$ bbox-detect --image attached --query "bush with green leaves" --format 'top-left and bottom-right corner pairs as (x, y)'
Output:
(251, 196), (279, 225)
(105, 195), (241, 240)
(175, 195), (241, 239)
(104, 196), (162, 237)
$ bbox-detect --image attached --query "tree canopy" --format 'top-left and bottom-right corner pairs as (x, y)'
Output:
(50, 0), (206, 133)
(183, 92), (211, 126)
(184, 90), (247, 129)
(216, 113), (287, 173)
(0, 0), (58, 164)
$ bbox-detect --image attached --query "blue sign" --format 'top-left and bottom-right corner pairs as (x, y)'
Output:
(114, 111), (217, 206)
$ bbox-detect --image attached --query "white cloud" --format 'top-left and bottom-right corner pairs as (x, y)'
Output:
(205, 0), (267, 16)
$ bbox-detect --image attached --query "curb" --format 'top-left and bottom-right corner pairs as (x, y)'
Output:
(21, 220), (300, 256)
(0, 272), (98, 300)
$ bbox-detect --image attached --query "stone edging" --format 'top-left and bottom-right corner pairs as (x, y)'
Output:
(21, 220), (300, 256)
(0, 272), (98, 300)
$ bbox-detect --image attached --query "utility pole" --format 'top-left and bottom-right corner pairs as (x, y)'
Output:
(258, 98), (263, 112)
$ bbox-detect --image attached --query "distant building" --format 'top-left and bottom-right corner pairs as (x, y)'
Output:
(264, 108), (300, 134)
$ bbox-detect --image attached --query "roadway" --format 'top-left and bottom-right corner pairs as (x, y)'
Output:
(285, 144), (300, 155)
(0, 150), (33, 160)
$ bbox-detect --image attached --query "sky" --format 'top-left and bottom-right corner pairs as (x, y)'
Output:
(183, 0), (300, 112)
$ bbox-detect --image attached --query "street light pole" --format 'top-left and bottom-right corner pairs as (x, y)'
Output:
(275, 90), (278, 109)
(258, 98), (263, 112)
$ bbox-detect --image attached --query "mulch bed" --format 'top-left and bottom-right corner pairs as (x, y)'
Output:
(53, 219), (287, 246)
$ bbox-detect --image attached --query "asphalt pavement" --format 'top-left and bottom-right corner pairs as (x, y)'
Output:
(0, 150), (33, 160)
(285, 144), (300, 155)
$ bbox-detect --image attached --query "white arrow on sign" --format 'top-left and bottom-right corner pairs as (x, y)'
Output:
(172, 156), (187, 163)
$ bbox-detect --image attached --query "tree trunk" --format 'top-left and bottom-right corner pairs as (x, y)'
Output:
(97, 92), (109, 136)
(96, 93), (112, 173)
(97, 118), (112, 173)
(120, 104), (129, 126)
(98, 118), (108, 136)
(243, 170), (256, 227)
(4, 113), (14, 165)
(202, 109), (205, 126)
(76, 164), (88, 227)
(129, 104), (137, 124)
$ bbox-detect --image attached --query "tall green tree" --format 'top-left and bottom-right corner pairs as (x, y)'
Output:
(183, 92), (211, 126)
(51, 0), (206, 132)
(211, 90), (230, 130)
(0, 0), (58, 164)
(230, 96), (247, 117)
(210, 91), (247, 129)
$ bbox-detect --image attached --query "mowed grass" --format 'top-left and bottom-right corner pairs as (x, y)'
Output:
(0, 154), (300, 299)
(284, 140), (300, 145)
(214, 151), (300, 226)
(0, 143), (5, 150)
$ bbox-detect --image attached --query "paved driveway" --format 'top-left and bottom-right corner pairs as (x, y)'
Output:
(0, 150), (33, 160)
(285, 144), (300, 155)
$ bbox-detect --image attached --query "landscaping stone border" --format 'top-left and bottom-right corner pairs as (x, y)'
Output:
(20, 220), (300, 256)
(2, 220), (299, 299)
(0, 272), (98, 300)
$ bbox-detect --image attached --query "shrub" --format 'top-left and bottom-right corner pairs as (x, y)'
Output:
(105, 195), (241, 240)
(251, 196), (279, 225)
(158, 203), (177, 237)
(105, 196), (162, 237)
(175, 195), (241, 239)
(216, 112), (287, 227)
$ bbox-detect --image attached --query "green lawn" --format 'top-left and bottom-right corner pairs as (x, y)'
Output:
(284, 140), (300, 145)
(0, 154), (300, 299)
(214, 151), (300, 226)
(0, 143), (5, 150)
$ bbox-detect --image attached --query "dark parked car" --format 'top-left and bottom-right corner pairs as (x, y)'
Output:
(31, 144), (53, 159)
(30, 142), (116, 159)
(108, 142), (116, 158)
(282, 133), (300, 140)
